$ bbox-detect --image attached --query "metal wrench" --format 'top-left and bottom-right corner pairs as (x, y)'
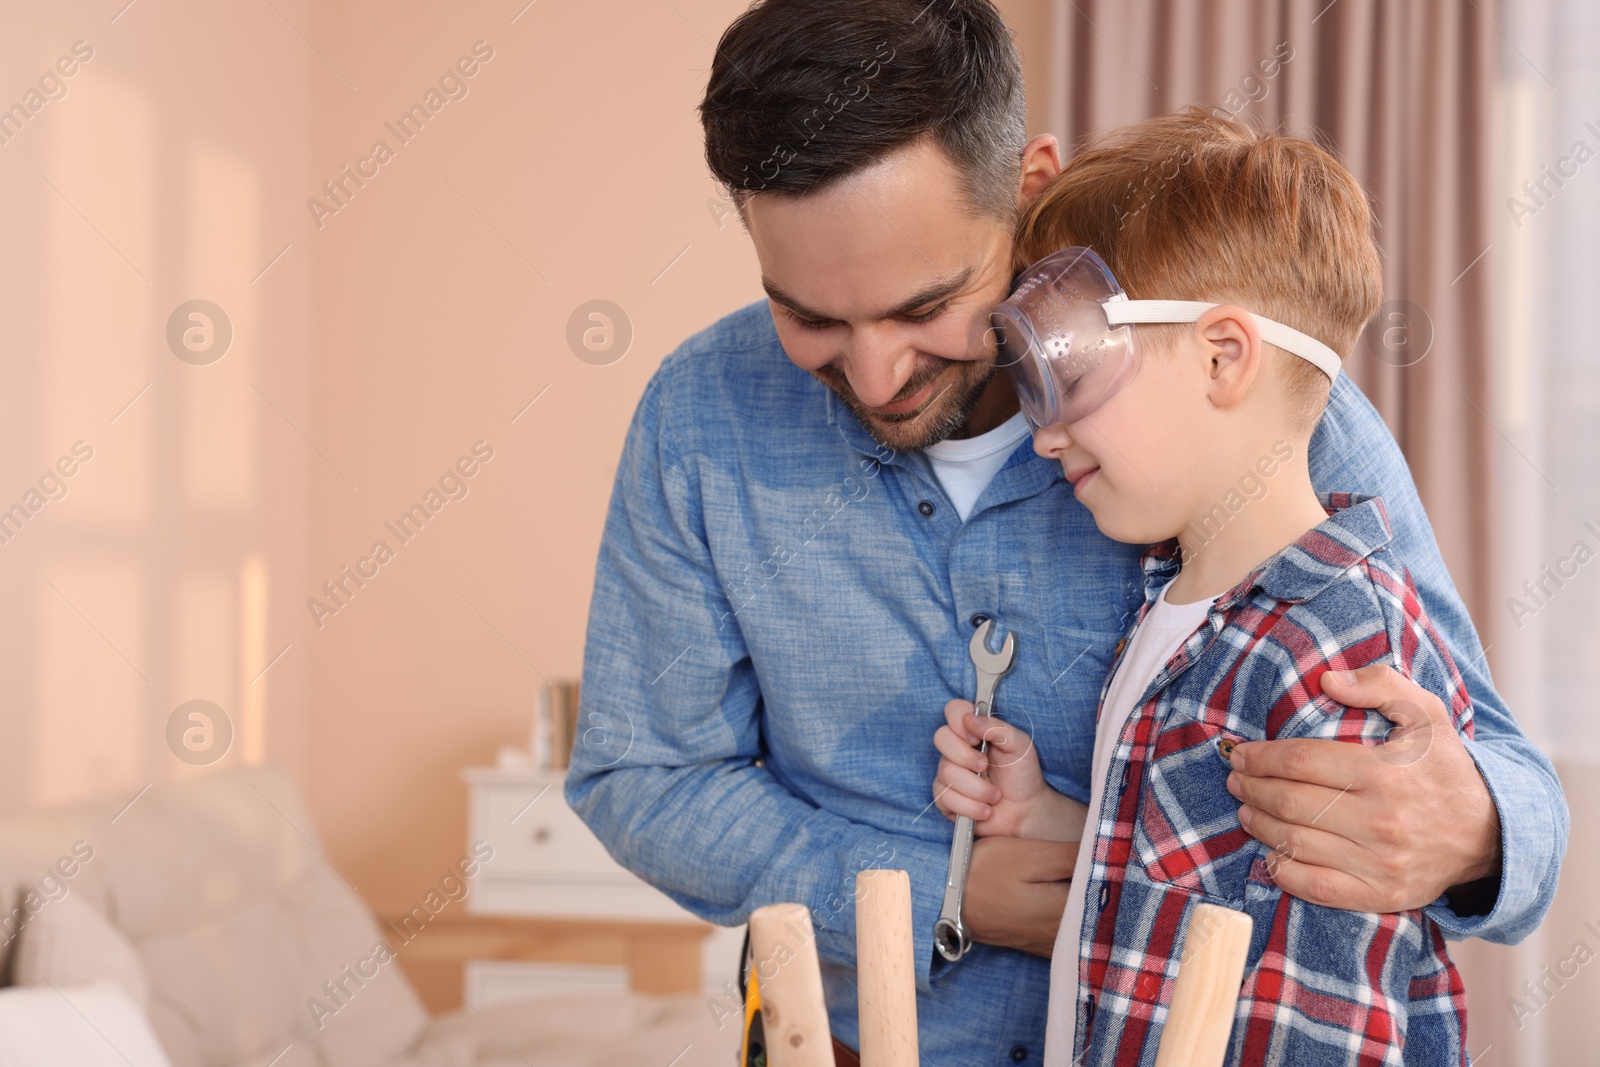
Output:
(933, 619), (1018, 962)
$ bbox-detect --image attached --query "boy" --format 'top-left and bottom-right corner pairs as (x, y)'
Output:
(931, 108), (1473, 1065)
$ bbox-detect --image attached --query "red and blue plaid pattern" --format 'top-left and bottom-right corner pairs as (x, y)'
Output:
(1066, 494), (1473, 1067)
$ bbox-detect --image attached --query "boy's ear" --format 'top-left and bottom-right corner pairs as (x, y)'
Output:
(1197, 305), (1262, 410)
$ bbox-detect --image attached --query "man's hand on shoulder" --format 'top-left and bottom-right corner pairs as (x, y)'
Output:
(1225, 664), (1502, 914)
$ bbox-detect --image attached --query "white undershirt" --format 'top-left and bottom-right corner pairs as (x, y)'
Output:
(922, 412), (1032, 521)
(1043, 580), (1219, 1067)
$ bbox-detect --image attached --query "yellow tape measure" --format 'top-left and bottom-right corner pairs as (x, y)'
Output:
(740, 929), (766, 1067)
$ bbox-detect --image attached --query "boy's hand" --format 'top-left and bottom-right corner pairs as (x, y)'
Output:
(932, 699), (1086, 842)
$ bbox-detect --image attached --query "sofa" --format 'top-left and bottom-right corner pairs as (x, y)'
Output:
(0, 765), (736, 1067)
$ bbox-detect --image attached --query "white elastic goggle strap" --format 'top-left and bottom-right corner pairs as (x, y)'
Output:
(1101, 296), (1342, 382)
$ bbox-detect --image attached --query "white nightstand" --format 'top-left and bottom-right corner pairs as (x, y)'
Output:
(458, 767), (744, 1003)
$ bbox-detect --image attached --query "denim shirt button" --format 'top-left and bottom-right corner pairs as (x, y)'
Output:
(1010, 1045), (1029, 1062)
(917, 499), (935, 516)
(970, 613), (989, 628)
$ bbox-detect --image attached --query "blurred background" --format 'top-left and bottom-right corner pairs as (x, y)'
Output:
(0, 0), (1594, 1063)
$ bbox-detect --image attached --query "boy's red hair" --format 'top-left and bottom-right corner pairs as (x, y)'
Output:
(1015, 107), (1383, 422)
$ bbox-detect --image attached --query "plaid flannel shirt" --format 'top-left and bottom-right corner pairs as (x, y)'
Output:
(1067, 493), (1473, 1067)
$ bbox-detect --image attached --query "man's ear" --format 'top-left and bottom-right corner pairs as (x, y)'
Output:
(1198, 305), (1262, 410)
(1016, 134), (1061, 205)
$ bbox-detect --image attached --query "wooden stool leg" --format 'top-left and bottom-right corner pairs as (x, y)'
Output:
(1154, 903), (1253, 1067)
(855, 870), (918, 1067)
(749, 903), (833, 1067)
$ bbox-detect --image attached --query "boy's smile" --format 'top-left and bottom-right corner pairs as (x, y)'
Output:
(1063, 464), (1099, 497)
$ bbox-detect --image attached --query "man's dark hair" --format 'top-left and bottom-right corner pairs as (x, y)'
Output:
(699, 0), (1027, 219)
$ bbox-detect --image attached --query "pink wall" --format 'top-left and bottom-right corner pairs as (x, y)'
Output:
(0, 0), (1062, 915)
(299, 0), (765, 905)
(0, 0), (770, 913)
(0, 3), (314, 810)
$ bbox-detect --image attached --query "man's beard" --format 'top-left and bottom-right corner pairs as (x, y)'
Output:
(812, 356), (998, 453)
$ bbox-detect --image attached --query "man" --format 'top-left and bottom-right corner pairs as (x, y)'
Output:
(567, 2), (1567, 1063)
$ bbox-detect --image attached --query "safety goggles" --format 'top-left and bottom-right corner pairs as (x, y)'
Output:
(991, 247), (1342, 427)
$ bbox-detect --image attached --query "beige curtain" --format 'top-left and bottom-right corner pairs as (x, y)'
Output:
(1043, 0), (1499, 645)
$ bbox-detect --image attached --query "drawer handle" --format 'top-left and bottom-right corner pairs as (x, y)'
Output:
(531, 826), (552, 844)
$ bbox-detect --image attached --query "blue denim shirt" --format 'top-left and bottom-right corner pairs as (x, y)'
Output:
(567, 301), (1566, 1067)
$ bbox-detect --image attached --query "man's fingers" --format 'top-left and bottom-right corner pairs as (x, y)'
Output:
(1372, 715), (1439, 768)
(1318, 663), (1453, 730)
(1227, 765), (1360, 837)
(1317, 665), (1455, 768)
(1228, 736), (1372, 789)
(1223, 666), (1497, 912)
(1260, 852), (1383, 912)
(1316, 663), (1400, 702)
(1237, 802), (1362, 875)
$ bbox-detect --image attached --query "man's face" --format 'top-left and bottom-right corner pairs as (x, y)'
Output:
(743, 138), (1018, 452)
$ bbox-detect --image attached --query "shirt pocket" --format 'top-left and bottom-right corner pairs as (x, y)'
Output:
(1133, 711), (1257, 903)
